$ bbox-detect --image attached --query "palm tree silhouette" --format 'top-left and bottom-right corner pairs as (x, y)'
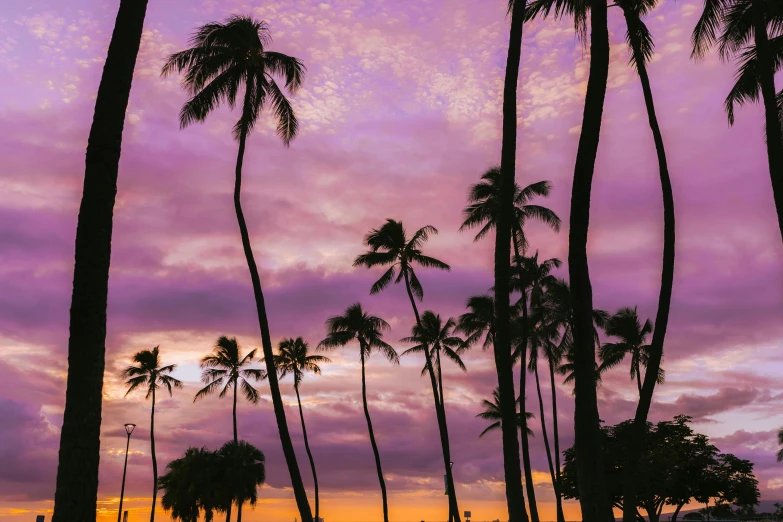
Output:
(599, 307), (664, 396)
(777, 429), (783, 462)
(159, 447), (219, 522)
(218, 440), (266, 522)
(318, 303), (398, 522)
(123, 346), (182, 522)
(274, 338), (331, 521)
(692, 0), (783, 242)
(476, 388), (534, 438)
(162, 16), (313, 521)
(353, 219), (461, 522)
(194, 336), (265, 522)
(53, 2), (150, 519)
(457, 294), (501, 351)
(460, 166), (560, 522)
(401, 311), (468, 418)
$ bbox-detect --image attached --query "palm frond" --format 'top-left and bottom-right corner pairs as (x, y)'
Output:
(124, 375), (149, 397)
(263, 51), (306, 92)
(240, 379), (261, 404)
(194, 378), (224, 402)
(265, 76), (298, 145)
(370, 265), (397, 295)
(691, 0), (731, 59)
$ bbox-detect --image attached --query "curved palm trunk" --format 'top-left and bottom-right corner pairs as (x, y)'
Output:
(360, 348), (390, 522)
(533, 364), (558, 522)
(568, 0), (611, 517)
(751, 0), (783, 243)
(296, 386), (320, 520)
(548, 358), (566, 522)
(513, 234), (540, 522)
(620, 10), (676, 522)
(232, 380), (242, 522)
(51, 2), (148, 521)
(403, 273), (461, 522)
(150, 387), (158, 522)
(495, 1), (530, 520)
(233, 100), (312, 522)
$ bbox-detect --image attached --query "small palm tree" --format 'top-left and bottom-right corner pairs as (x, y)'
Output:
(123, 346), (183, 522)
(159, 447), (219, 522)
(401, 311), (468, 410)
(162, 16), (313, 521)
(457, 294), (499, 351)
(476, 388), (534, 438)
(598, 307), (663, 395)
(318, 303), (397, 522)
(195, 337), (266, 443)
(274, 338), (331, 521)
(354, 219), (461, 521)
(218, 440), (266, 522)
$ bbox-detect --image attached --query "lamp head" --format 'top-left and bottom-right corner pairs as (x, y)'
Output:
(124, 423), (136, 436)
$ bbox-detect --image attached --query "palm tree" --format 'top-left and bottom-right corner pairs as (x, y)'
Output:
(162, 16), (313, 521)
(218, 441), (266, 522)
(778, 429), (783, 462)
(457, 294), (499, 351)
(401, 311), (468, 415)
(599, 307), (660, 395)
(52, 2), (149, 520)
(318, 303), (398, 522)
(692, 0), (783, 242)
(274, 338), (331, 521)
(195, 336), (265, 522)
(476, 388), (534, 438)
(159, 447), (220, 522)
(353, 219), (461, 522)
(123, 346), (183, 522)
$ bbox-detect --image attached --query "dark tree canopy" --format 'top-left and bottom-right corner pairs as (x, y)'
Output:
(560, 416), (759, 522)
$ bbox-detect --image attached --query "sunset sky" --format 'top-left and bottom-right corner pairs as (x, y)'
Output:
(1, 0), (783, 521)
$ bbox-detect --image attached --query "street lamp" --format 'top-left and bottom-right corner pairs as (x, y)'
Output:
(117, 424), (136, 522)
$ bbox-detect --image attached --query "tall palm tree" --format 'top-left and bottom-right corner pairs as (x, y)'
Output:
(353, 219), (461, 521)
(692, 0), (783, 242)
(123, 346), (183, 522)
(195, 336), (265, 522)
(401, 311), (468, 414)
(218, 441), (266, 522)
(162, 16), (313, 521)
(599, 307), (659, 395)
(274, 338), (331, 521)
(476, 387), (534, 438)
(318, 303), (398, 522)
(52, 2), (149, 520)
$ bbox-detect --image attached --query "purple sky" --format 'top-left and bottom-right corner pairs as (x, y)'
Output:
(1, 0), (782, 521)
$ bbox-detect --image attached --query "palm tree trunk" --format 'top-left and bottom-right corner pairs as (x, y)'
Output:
(568, 0), (611, 517)
(534, 364), (558, 519)
(751, 0), (783, 243)
(233, 378), (239, 443)
(51, 3), (148, 521)
(150, 387), (158, 522)
(361, 348), (390, 522)
(548, 358), (566, 522)
(635, 362), (642, 397)
(403, 272), (461, 522)
(496, 0), (529, 519)
(512, 234), (540, 522)
(233, 98), (312, 522)
(621, 11), (676, 522)
(296, 386), (320, 520)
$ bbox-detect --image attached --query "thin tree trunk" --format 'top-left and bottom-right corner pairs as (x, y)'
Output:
(752, 0), (783, 243)
(549, 359), (566, 522)
(150, 387), (158, 522)
(568, 0), (611, 517)
(233, 97), (312, 522)
(52, 2), (148, 521)
(621, 10), (676, 522)
(533, 364), (558, 517)
(635, 361), (642, 396)
(402, 272), (461, 522)
(225, 505), (232, 522)
(496, 0), (529, 519)
(296, 386), (320, 520)
(233, 377), (238, 443)
(671, 503), (685, 522)
(512, 234), (540, 522)
(361, 348), (389, 522)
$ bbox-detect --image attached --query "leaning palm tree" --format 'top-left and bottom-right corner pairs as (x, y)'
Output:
(599, 307), (661, 396)
(218, 440), (266, 522)
(401, 311), (468, 413)
(476, 388), (534, 438)
(123, 346), (183, 522)
(52, 2), (149, 520)
(162, 16), (313, 522)
(353, 219), (461, 522)
(692, 0), (783, 242)
(194, 336), (265, 522)
(318, 303), (398, 522)
(274, 338), (331, 521)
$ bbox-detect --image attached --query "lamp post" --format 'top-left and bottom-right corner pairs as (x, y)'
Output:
(117, 423), (136, 522)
